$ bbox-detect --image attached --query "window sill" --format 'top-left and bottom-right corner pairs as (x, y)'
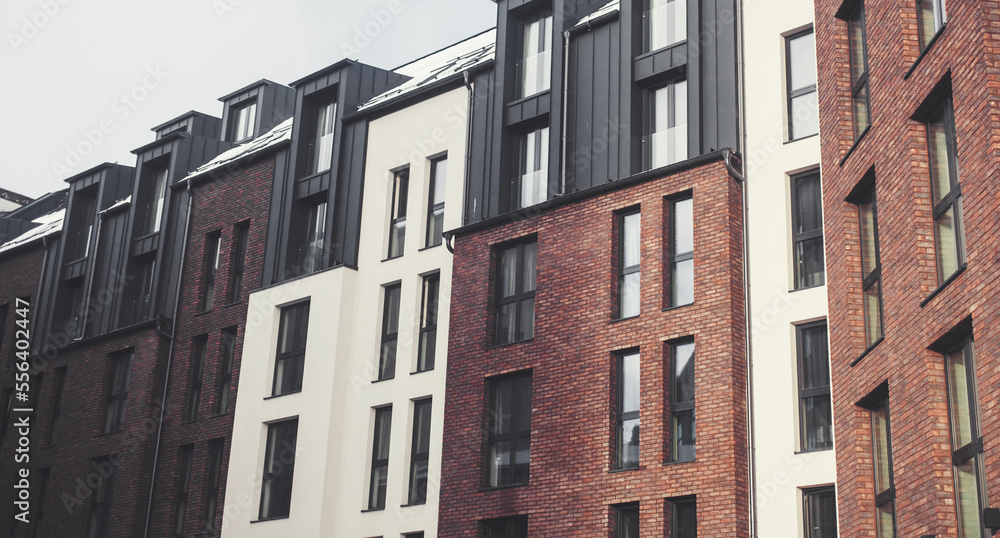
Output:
(789, 282), (824, 293)
(838, 125), (871, 167)
(849, 336), (885, 367)
(610, 314), (639, 324)
(662, 302), (694, 313)
(400, 501), (426, 508)
(264, 390), (301, 400)
(409, 369), (433, 375)
(194, 310), (212, 318)
(662, 458), (695, 466)
(371, 376), (395, 384)
(360, 507), (386, 513)
(382, 255), (404, 263)
(784, 132), (819, 145)
(478, 483), (529, 493)
(795, 446), (834, 455)
(486, 338), (534, 351)
(250, 516), (290, 524)
(418, 243), (442, 252)
(608, 466), (639, 474)
(223, 301), (243, 309)
(920, 263), (966, 307)
(904, 23), (947, 80)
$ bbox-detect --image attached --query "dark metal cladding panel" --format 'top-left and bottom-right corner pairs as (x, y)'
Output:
(34, 237), (62, 355)
(156, 187), (190, 319)
(94, 210), (130, 333)
(714, 0), (739, 153)
(261, 148), (288, 286)
(336, 120), (369, 268)
(464, 69), (497, 224)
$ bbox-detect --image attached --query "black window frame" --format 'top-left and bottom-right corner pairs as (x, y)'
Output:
(187, 336), (207, 422)
(803, 486), (838, 538)
(227, 220), (250, 304)
(796, 321), (833, 452)
(258, 418), (298, 521)
(846, 1), (871, 140)
(616, 208), (641, 320)
(86, 455), (117, 538)
(368, 405), (392, 510)
(482, 516), (528, 538)
(923, 97), (965, 285)
(786, 28), (819, 141)
(216, 327), (237, 415)
(205, 438), (224, 531)
(425, 156), (447, 248)
(669, 496), (697, 538)
(614, 502), (639, 537)
(43, 366), (66, 446)
(416, 273), (439, 373)
(387, 168), (409, 259)
(302, 94), (337, 177)
(228, 99), (258, 143)
(407, 398), (432, 505)
(615, 349), (641, 470)
(667, 195), (694, 308)
(287, 198), (327, 278)
(174, 444), (194, 536)
(486, 371), (533, 488)
(378, 283), (401, 381)
(669, 340), (695, 463)
(860, 389), (896, 538)
(272, 301), (309, 397)
(493, 239), (538, 346)
(850, 177), (884, 349)
(122, 256), (156, 325)
(791, 169), (825, 289)
(135, 161), (169, 237)
(102, 352), (132, 434)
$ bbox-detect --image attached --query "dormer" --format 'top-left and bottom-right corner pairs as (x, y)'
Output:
(151, 110), (222, 140)
(218, 79), (295, 143)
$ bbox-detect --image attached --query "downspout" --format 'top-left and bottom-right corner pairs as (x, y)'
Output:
(143, 182), (194, 538)
(559, 30), (571, 195)
(462, 70), (475, 226)
(75, 213), (104, 341)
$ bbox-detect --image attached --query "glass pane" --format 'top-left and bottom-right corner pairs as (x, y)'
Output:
(618, 506), (640, 538)
(369, 466), (388, 508)
(806, 489), (838, 538)
(621, 352), (640, 413)
(876, 501), (895, 538)
(374, 410), (392, 459)
(492, 380), (512, 435)
(673, 198), (694, 254)
(672, 410), (695, 461)
(926, 106), (953, 206)
(955, 457), (983, 538)
(620, 272), (640, 318)
(522, 242), (537, 292)
(674, 342), (695, 403)
(519, 15), (552, 97)
(418, 329), (436, 372)
(488, 440), (511, 486)
(935, 206), (960, 282)
(414, 402), (432, 454)
(800, 325), (830, 390)
(859, 198), (878, 277)
(432, 159), (448, 205)
(496, 303), (516, 345)
(499, 247), (518, 298)
(863, 281), (883, 346)
(618, 418), (640, 469)
(518, 298), (535, 342)
(409, 459), (428, 504)
(513, 375), (532, 431)
(945, 344), (974, 449)
(796, 237), (826, 289)
(389, 219), (406, 258)
(672, 259), (694, 306)
(622, 213), (641, 268)
(791, 91), (819, 139)
(917, 0), (943, 50)
(789, 32), (817, 92)
(428, 208), (444, 247)
(512, 436), (530, 484)
(853, 83), (870, 138)
(794, 173), (823, 233)
(647, 0), (686, 51)
(849, 11), (866, 84)
(674, 501), (697, 538)
(379, 341), (396, 380)
(383, 286), (400, 335)
(801, 395), (834, 450)
(279, 303), (309, 354)
(871, 405), (891, 494)
(650, 81), (688, 168)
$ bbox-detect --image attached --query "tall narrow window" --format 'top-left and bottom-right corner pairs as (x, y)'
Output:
(216, 328), (236, 415)
(123, 257), (156, 325)
(648, 80), (688, 169)
(205, 439), (224, 531)
(290, 200), (327, 277)
(408, 398), (432, 505)
(227, 221), (249, 304)
(32, 467), (50, 538)
(259, 418), (298, 520)
(174, 444), (194, 535)
(786, 29), (819, 140)
(86, 456), (116, 538)
(483, 517), (528, 538)
(517, 127), (549, 208)
(103, 353), (131, 434)
(670, 497), (697, 538)
(792, 170), (825, 289)
(306, 98), (336, 176)
(68, 188), (98, 261)
(616, 351), (640, 469)
(868, 396), (896, 538)
(669, 197), (694, 307)
(517, 13), (552, 98)
(645, 0), (686, 52)
(494, 241), (537, 345)
(388, 169), (409, 259)
(925, 98), (964, 284)
(943, 337), (986, 537)
(426, 157), (447, 247)
(797, 322), (832, 451)
(856, 183), (883, 347)
(803, 486), (838, 538)
(44, 366), (66, 446)
(229, 100), (257, 142)
(187, 337), (207, 422)
(487, 372), (532, 487)
(378, 284), (401, 380)
(670, 341), (695, 462)
(847, 2), (871, 139)
(137, 163), (169, 236)
(615, 503), (639, 538)
(617, 210), (641, 319)
(273, 301), (309, 396)
(369, 406), (392, 510)
(417, 274), (439, 372)
(917, 0), (946, 50)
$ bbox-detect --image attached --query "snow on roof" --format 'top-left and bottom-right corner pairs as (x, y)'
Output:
(181, 118), (293, 183)
(102, 195), (131, 215)
(358, 29), (496, 112)
(571, 0), (620, 29)
(0, 209), (65, 255)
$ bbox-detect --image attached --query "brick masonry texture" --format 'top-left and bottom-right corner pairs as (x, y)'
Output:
(814, 0), (1000, 535)
(438, 160), (749, 537)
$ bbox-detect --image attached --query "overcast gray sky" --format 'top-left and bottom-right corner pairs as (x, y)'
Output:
(0, 0), (497, 199)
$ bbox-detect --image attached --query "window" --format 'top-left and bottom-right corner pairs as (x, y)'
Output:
(616, 350), (640, 470)
(206, 439), (224, 531)
(408, 399), (432, 505)
(668, 197), (694, 307)
(86, 455), (116, 538)
(103, 353), (131, 434)
(615, 503), (639, 538)
(483, 517), (528, 538)
(289, 200), (327, 277)
(494, 241), (537, 345)
(487, 372), (532, 487)
(305, 97), (336, 176)
(259, 418), (298, 520)
(137, 162), (169, 236)
(847, 2), (871, 140)
(517, 13), (552, 98)
(369, 406), (392, 510)
(216, 328), (236, 414)
(44, 366), (66, 446)
(229, 100), (257, 142)
(58, 278), (86, 338)
(669, 497), (697, 538)
(787, 29), (819, 140)
(403, 533), (425, 538)
(187, 337), (207, 422)
(617, 210), (641, 319)
(227, 221), (249, 304)
(797, 322), (832, 451)
(68, 188), (98, 261)
(426, 157), (447, 248)
(31, 467), (50, 538)
(648, 79), (688, 169)
(855, 183), (883, 347)
(925, 98), (964, 284)
(792, 170), (825, 289)
(123, 257), (156, 325)
(670, 341), (695, 462)
(917, 0), (946, 50)
(273, 301), (309, 396)
(803, 486), (838, 538)
(516, 127), (549, 209)
(645, 0), (686, 52)
(174, 444), (194, 535)
(867, 396), (896, 538)
(378, 284), (401, 380)
(942, 337), (986, 537)
(388, 169), (409, 259)
(417, 274), (439, 372)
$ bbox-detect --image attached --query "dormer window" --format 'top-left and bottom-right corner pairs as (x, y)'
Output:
(67, 188), (98, 261)
(647, 78), (688, 169)
(228, 100), (257, 143)
(516, 126), (549, 208)
(136, 161), (169, 236)
(516, 13), (553, 99)
(305, 96), (337, 176)
(645, 0), (686, 52)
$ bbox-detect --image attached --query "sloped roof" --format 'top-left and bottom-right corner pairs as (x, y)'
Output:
(0, 209), (64, 255)
(180, 118), (293, 183)
(358, 28), (496, 112)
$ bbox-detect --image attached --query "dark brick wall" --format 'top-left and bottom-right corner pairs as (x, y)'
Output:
(438, 160), (749, 536)
(814, 0), (1000, 535)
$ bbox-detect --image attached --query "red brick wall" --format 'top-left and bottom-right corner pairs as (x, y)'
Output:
(438, 160), (749, 536)
(814, 0), (1000, 535)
